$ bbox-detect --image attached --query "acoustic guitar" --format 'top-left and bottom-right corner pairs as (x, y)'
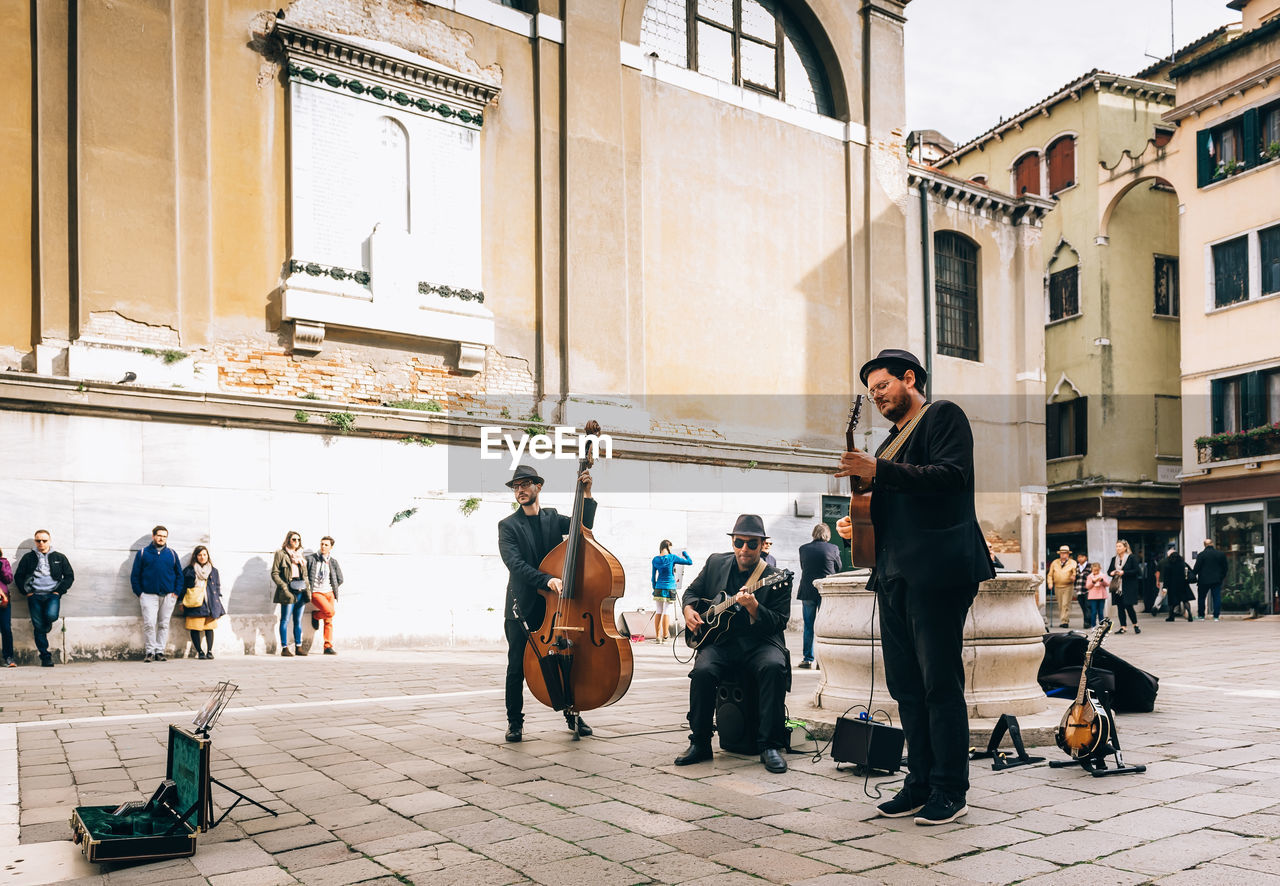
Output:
(683, 570), (793, 650)
(1054, 619), (1113, 760)
(845, 396), (875, 567)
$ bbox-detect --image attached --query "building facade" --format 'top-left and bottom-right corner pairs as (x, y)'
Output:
(0, 0), (1049, 657)
(936, 71), (1185, 571)
(1165, 0), (1280, 615)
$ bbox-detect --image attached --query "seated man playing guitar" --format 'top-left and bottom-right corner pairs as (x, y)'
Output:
(676, 514), (794, 773)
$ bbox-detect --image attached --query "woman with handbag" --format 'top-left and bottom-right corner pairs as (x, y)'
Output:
(182, 546), (226, 659)
(272, 531), (311, 656)
(1107, 540), (1141, 634)
(0, 547), (14, 667)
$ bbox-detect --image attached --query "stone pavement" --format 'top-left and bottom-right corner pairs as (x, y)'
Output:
(1, 615), (1279, 885)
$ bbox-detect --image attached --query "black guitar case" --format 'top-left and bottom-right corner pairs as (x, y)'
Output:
(1039, 632), (1159, 713)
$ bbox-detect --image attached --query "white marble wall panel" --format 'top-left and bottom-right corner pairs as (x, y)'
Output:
(207, 488), (329, 553)
(214, 551), (278, 614)
(649, 463), (725, 512)
(58, 552), (138, 616)
(268, 431), (452, 495)
(141, 424), (271, 490)
(73, 483), (211, 551)
(0, 414), (142, 484)
(0, 480), (76, 551)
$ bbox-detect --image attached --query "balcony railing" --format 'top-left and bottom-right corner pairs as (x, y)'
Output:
(1196, 425), (1280, 464)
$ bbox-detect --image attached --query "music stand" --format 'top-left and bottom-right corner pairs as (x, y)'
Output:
(190, 682), (279, 826)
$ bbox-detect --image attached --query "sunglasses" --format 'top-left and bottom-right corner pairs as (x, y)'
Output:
(732, 538), (761, 550)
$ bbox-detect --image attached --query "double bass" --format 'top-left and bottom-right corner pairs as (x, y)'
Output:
(845, 396), (875, 567)
(522, 421), (633, 737)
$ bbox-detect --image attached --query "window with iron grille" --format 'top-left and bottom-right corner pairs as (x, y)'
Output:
(1261, 225), (1280, 296)
(1047, 136), (1075, 193)
(934, 232), (979, 361)
(640, 0), (834, 115)
(1046, 397), (1087, 459)
(1048, 265), (1079, 321)
(1154, 255), (1179, 316)
(1213, 236), (1249, 307)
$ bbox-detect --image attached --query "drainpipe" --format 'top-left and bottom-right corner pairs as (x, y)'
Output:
(918, 181), (933, 400)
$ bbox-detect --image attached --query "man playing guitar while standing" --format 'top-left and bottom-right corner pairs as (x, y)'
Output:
(676, 515), (794, 773)
(836, 349), (993, 825)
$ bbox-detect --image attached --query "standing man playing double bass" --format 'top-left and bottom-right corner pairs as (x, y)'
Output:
(836, 349), (993, 825)
(498, 463), (594, 742)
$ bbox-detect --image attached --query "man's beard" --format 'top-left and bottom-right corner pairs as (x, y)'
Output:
(879, 393), (909, 424)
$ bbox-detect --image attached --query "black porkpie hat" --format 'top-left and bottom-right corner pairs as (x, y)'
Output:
(727, 514), (768, 539)
(859, 348), (928, 389)
(505, 463), (545, 488)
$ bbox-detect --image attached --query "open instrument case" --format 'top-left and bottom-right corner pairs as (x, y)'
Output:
(70, 725), (210, 864)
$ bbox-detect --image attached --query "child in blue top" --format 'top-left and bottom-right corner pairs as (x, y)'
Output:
(651, 540), (693, 644)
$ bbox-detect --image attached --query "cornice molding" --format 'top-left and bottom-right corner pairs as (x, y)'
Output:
(908, 167), (1055, 225)
(273, 22), (500, 120)
(1165, 59), (1280, 123)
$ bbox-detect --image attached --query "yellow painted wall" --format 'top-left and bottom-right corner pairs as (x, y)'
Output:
(0, 1), (33, 350)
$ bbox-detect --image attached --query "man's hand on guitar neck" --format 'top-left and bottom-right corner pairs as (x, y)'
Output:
(835, 516), (853, 540)
(734, 589), (760, 621)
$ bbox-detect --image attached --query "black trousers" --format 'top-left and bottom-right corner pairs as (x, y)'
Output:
(878, 580), (976, 798)
(687, 640), (788, 751)
(503, 618), (529, 726)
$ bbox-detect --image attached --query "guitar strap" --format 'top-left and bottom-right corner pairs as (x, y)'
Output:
(745, 558), (767, 590)
(878, 402), (931, 463)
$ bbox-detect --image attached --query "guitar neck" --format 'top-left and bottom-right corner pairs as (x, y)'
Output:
(1074, 646), (1099, 707)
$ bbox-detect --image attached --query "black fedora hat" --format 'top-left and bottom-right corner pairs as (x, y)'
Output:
(727, 514), (768, 539)
(859, 348), (928, 388)
(505, 463), (545, 488)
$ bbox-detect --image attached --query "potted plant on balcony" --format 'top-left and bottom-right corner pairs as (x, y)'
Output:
(1214, 159), (1246, 180)
(1262, 142), (1280, 162)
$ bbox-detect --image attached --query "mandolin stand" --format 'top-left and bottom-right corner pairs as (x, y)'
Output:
(1049, 690), (1146, 777)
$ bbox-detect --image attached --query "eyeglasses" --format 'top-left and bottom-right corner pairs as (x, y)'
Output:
(511, 481), (536, 491)
(869, 378), (894, 396)
(732, 538), (761, 550)
(289, 536), (300, 542)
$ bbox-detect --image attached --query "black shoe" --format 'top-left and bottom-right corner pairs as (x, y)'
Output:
(674, 742), (714, 766)
(760, 748), (787, 773)
(876, 787), (926, 818)
(915, 791), (968, 825)
(505, 724), (522, 742)
(797, 660), (812, 669)
(1059, 622), (1069, 628)
(1187, 612), (1194, 622)
(1166, 616), (1175, 622)
(566, 717), (592, 737)
(1133, 625), (1140, 634)
(206, 651), (215, 659)
(196, 651), (207, 660)
(323, 647), (337, 655)
(40, 656), (54, 668)
(311, 616), (320, 631)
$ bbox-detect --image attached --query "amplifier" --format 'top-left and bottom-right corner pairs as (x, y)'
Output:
(831, 715), (903, 773)
(715, 680), (759, 756)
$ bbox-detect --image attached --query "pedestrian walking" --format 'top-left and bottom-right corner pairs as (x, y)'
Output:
(0, 547), (14, 667)
(1047, 545), (1077, 628)
(307, 536), (343, 655)
(1192, 539), (1228, 621)
(272, 531), (311, 656)
(1107, 540), (1141, 634)
(14, 530), (75, 667)
(1084, 563), (1110, 628)
(1073, 552), (1091, 626)
(796, 523), (842, 669)
(182, 546), (225, 659)
(651, 540), (692, 645)
(1157, 545), (1196, 623)
(131, 525), (184, 662)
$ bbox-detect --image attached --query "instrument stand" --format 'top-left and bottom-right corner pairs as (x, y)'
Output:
(1049, 694), (1145, 778)
(970, 714), (1045, 772)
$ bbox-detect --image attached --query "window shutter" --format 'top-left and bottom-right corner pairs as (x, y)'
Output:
(1243, 371), (1265, 429)
(1046, 402), (1060, 459)
(1211, 379), (1224, 433)
(1243, 108), (1260, 169)
(1196, 129), (1214, 187)
(1074, 397), (1088, 457)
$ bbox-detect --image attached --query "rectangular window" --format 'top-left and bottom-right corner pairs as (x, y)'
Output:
(1014, 153), (1040, 196)
(1047, 397), (1087, 459)
(1217, 122), (1243, 166)
(1154, 255), (1179, 316)
(1213, 237), (1249, 307)
(1261, 225), (1280, 296)
(934, 233), (980, 362)
(1212, 369), (1280, 432)
(1048, 265), (1079, 321)
(1263, 105), (1280, 155)
(1047, 136), (1075, 193)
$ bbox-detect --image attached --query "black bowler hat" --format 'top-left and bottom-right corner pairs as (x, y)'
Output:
(727, 514), (768, 539)
(505, 463), (545, 488)
(859, 348), (928, 389)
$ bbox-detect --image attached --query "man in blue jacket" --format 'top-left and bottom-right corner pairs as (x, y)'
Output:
(131, 525), (183, 662)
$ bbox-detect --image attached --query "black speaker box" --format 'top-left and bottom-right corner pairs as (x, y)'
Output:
(715, 680), (759, 755)
(831, 715), (903, 773)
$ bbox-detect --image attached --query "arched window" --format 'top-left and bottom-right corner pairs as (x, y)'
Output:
(1046, 135), (1075, 193)
(375, 117), (410, 232)
(640, 0), (835, 117)
(1014, 152), (1041, 196)
(934, 232), (979, 361)
(970, 174), (987, 186)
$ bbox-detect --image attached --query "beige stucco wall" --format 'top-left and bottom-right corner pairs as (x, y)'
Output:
(0, 2), (32, 355)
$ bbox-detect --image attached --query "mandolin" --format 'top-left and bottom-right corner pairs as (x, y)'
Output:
(845, 396), (875, 568)
(1055, 619), (1113, 760)
(683, 570), (794, 650)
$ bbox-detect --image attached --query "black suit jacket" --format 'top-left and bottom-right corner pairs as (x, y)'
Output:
(14, 550), (75, 595)
(498, 499), (597, 620)
(797, 540), (842, 602)
(1192, 547), (1228, 585)
(681, 552), (792, 650)
(868, 399), (994, 592)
